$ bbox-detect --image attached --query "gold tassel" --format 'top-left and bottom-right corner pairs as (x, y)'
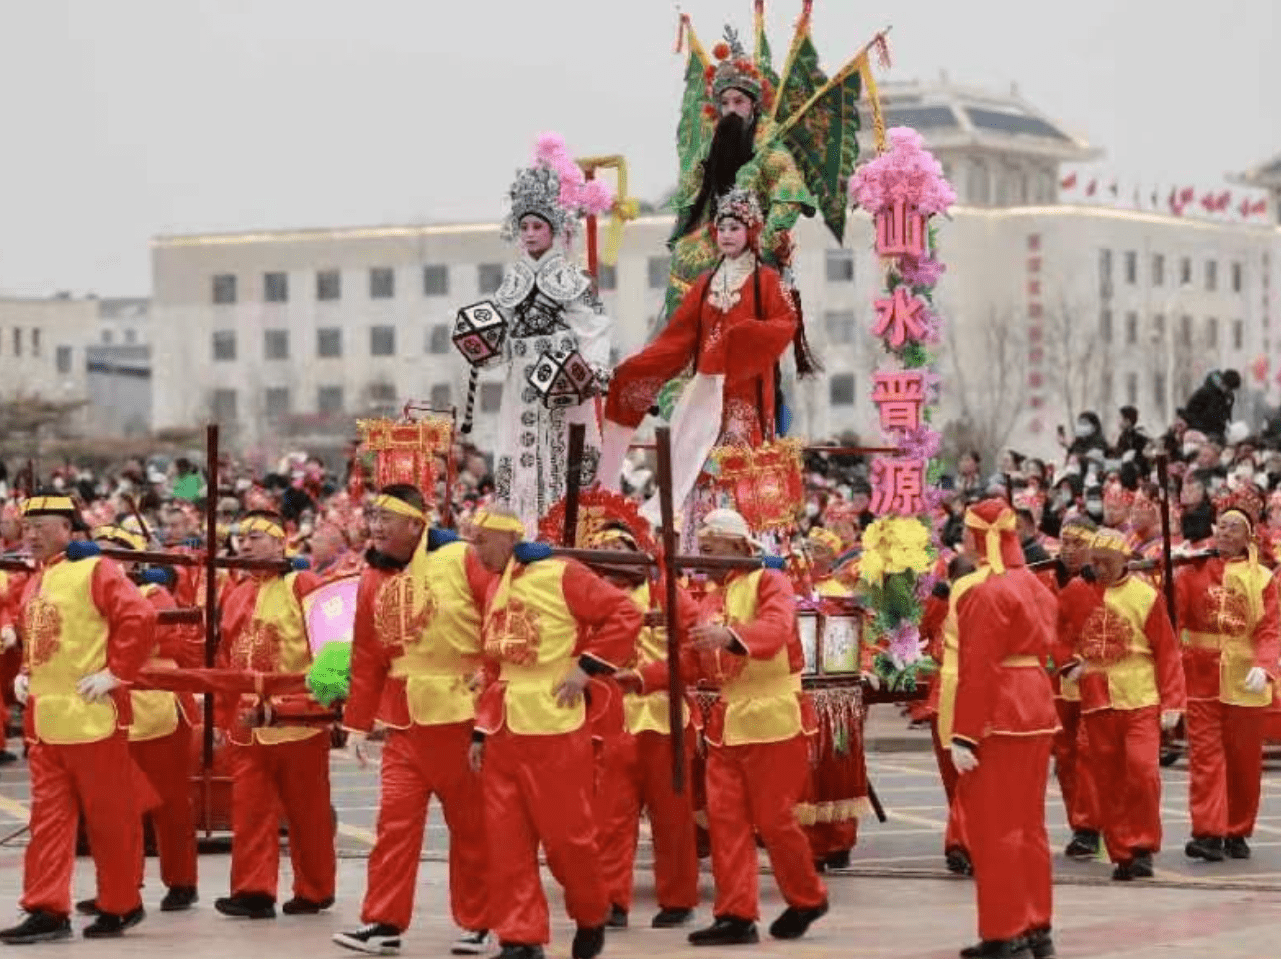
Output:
(858, 55), (888, 156)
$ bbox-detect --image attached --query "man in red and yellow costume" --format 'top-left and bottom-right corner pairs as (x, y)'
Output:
(470, 508), (641, 959)
(685, 509), (828, 948)
(214, 510), (333, 920)
(1176, 504), (1279, 861)
(1058, 528), (1184, 880)
(950, 499), (1059, 959)
(334, 486), (494, 957)
(0, 494), (156, 944)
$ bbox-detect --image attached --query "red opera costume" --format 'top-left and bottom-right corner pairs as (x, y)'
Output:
(343, 533), (493, 936)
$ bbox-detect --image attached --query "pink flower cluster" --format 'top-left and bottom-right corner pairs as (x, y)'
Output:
(886, 620), (923, 667)
(850, 127), (956, 216)
(534, 132), (615, 218)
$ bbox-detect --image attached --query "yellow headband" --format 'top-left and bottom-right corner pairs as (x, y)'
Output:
(472, 509), (525, 536)
(92, 525), (146, 552)
(584, 527), (638, 551)
(372, 494), (426, 523)
(241, 516), (285, 540)
(807, 528), (843, 555)
(1060, 525), (1095, 544)
(23, 496), (76, 515)
(1091, 529), (1129, 555)
(964, 507), (1017, 574)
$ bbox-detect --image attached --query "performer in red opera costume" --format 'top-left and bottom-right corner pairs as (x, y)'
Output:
(685, 509), (828, 948)
(469, 508), (641, 959)
(1057, 529), (1185, 881)
(333, 486), (495, 958)
(950, 498), (1059, 959)
(592, 522), (702, 932)
(1175, 503), (1280, 862)
(213, 510), (335, 921)
(0, 494), (156, 944)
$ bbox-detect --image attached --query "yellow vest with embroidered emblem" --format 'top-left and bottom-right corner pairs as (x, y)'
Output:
(383, 540), (482, 728)
(717, 570), (802, 746)
(485, 559), (582, 735)
(1079, 576), (1160, 711)
(1186, 558), (1275, 708)
(937, 567), (993, 743)
(623, 582), (689, 735)
(25, 557), (120, 744)
(128, 582), (180, 742)
(232, 573), (318, 745)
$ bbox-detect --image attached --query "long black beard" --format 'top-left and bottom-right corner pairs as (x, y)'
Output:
(678, 112), (756, 238)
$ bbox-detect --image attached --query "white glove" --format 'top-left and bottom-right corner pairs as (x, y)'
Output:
(1244, 667), (1269, 694)
(0, 625), (16, 651)
(951, 742), (979, 774)
(1160, 709), (1182, 732)
(1062, 662), (1083, 684)
(13, 673), (28, 705)
(345, 730), (370, 769)
(76, 669), (122, 702)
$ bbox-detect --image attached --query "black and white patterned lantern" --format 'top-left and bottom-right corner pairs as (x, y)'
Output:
(452, 300), (508, 367)
(524, 349), (596, 409)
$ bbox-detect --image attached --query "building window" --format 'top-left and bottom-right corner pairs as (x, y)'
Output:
(31, 328), (40, 357)
(1125, 311), (1137, 345)
(1180, 314), (1192, 346)
(370, 325), (396, 357)
(1099, 309), (1113, 344)
(428, 324), (450, 354)
(264, 387), (291, 419)
(1179, 257), (1192, 286)
(1101, 370), (1113, 404)
(1206, 317), (1218, 348)
(423, 265), (450, 297)
(1205, 260), (1218, 291)
(480, 383), (503, 413)
(317, 386), (344, 416)
(1152, 254), (1165, 287)
(11, 328), (19, 357)
(1153, 371), (1166, 412)
(1233, 319), (1244, 350)
(1125, 372), (1138, 406)
(264, 272), (288, 303)
(477, 264), (504, 295)
(370, 267), (395, 299)
(212, 274), (237, 304)
(1099, 248), (1112, 286)
(212, 330), (236, 362)
(124, 329), (136, 345)
(367, 382), (398, 407)
(56, 346), (72, 374)
(429, 383), (452, 408)
(829, 373), (856, 406)
(212, 388), (238, 423)
(264, 329), (289, 361)
(1124, 251), (1137, 284)
(101, 329), (113, 345)
(317, 327), (342, 358)
(647, 256), (671, 290)
(824, 310), (857, 345)
(598, 264), (618, 292)
(825, 250), (854, 283)
(1153, 313), (1165, 340)
(317, 269), (341, 301)
(1232, 261), (1243, 293)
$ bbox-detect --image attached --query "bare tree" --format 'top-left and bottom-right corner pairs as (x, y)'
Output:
(942, 305), (1028, 468)
(1042, 293), (1107, 428)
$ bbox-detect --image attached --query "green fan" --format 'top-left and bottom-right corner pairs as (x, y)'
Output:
(306, 641), (352, 707)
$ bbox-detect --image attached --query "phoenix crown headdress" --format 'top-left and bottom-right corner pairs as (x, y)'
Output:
(714, 187), (764, 230)
(502, 133), (615, 243)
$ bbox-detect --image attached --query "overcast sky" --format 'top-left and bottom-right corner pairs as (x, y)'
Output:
(1, 0), (1276, 297)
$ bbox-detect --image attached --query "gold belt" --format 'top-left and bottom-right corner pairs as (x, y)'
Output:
(1001, 655), (1041, 668)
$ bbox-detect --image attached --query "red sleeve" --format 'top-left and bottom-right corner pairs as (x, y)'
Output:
(91, 560), (156, 683)
(1054, 578), (1096, 671)
(919, 594), (948, 659)
(292, 571), (322, 604)
(343, 569), (389, 733)
(1144, 594), (1186, 710)
(723, 270), (797, 386)
(952, 580), (1002, 745)
(729, 570), (795, 660)
(1255, 571), (1281, 676)
(562, 561), (642, 670)
(464, 547), (496, 608)
(637, 584), (701, 693)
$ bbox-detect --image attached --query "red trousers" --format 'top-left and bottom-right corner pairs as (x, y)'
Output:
(229, 734), (335, 902)
(804, 820), (857, 860)
(1082, 707), (1162, 862)
(130, 717), (198, 889)
(1186, 699), (1265, 838)
(484, 725), (608, 946)
(957, 734), (1053, 943)
(362, 722), (487, 932)
(1053, 699), (1099, 832)
(930, 717), (967, 854)
(23, 735), (143, 918)
(705, 735), (827, 921)
(0, 646), (20, 742)
(596, 729), (699, 912)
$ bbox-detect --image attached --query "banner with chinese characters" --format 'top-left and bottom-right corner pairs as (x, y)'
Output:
(848, 127), (955, 692)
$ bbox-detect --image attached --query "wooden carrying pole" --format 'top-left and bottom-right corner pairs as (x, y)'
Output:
(654, 426), (686, 794)
(1155, 453), (1178, 626)
(201, 425), (219, 837)
(563, 423), (587, 548)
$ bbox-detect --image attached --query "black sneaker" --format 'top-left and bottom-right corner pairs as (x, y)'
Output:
(281, 895), (334, 915)
(959, 939), (1032, 958)
(74, 898), (100, 916)
(333, 923), (402, 955)
(823, 849), (852, 870)
(1129, 850), (1154, 878)
(83, 906), (145, 939)
(652, 907), (695, 929)
(769, 899), (829, 940)
(1025, 927), (1057, 959)
(1225, 836), (1251, 859)
(689, 915), (759, 947)
(1063, 829), (1100, 859)
(496, 945), (545, 959)
(1111, 860), (1134, 882)
(571, 925), (605, 959)
(945, 847), (974, 875)
(214, 893), (277, 919)
(0, 911), (72, 944)
(0, 750), (18, 765)
(1185, 835), (1226, 862)
(451, 929), (493, 955)
(605, 904), (628, 929)
(160, 885), (199, 912)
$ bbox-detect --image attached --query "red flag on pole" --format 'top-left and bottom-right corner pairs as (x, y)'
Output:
(1200, 193), (1216, 211)
(1240, 197), (1252, 218)
(1252, 199), (1269, 216)
(1216, 190), (1232, 211)
(1086, 180), (1097, 196)
(1108, 180), (1119, 196)
(1180, 187), (1195, 205)
(1167, 188), (1177, 211)
(1060, 172), (1077, 190)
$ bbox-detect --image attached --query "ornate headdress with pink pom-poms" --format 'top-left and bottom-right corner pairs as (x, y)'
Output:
(502, 133), (614, 243)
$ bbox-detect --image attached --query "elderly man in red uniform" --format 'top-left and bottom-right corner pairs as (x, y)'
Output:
(1176, 504), (1280, 861)
(469, 508), (641, 959)
(334, 486), (494, 957)
(1058, 529), (1185, 880)
(685, 509), (828, 948)
(214, 510), (333, 920)
(0, 494), (155, 944)
(950, 499), (1059, 959)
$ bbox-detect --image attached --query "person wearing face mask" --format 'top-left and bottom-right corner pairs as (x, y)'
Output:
(1183, 369), (1242, 444)
(1179, 477), (1215, 546)
(1061, 412), (1108, 461)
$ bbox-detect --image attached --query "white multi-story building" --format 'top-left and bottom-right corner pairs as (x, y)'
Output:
(0, 296), (95, 437)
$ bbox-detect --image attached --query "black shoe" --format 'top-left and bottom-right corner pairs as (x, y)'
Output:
(1111, 860), (1134, 881)
(74, 898), (100, 916)
(1226, 836), (1251, 859)
(813, 859), (827, 873)
(496, 946), (545, 959)
(959, 939), (1031, 958)
(1063, 829), (1100, 859)
(1129, 850), (1154, 878)
(0, 911), (72, 944)
(333, 923), (402, 955)
(214, 893), (276, 919)
(689, 915), (759, 946)
(769, 899), (829, 940)
(571, 925), (605, 959)
(946, 848), (974, 876)
(281, 895), (334, 915)
(823, 849), (851, 870)
(450, 929), (492, 955)
(652, 907), (695, 929)
(0, 750), (17, 766)
(695, 827), (712, 860)
(160, 885), (199, 912)
(1185, 835), (1225, 862)
(83, 906), (145, 939)
(605, 904), (628, 929)
(1025, 927), (1056, 959)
